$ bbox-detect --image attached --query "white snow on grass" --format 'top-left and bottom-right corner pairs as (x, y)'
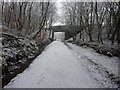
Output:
(67, 43), (118, 77)
(4, 41), (101, 88)
(67, 43), (118, 88)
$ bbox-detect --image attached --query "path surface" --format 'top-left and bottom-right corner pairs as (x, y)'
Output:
(4, 41), (118, 88)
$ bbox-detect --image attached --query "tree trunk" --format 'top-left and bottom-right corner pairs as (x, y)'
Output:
(33, 2), (49, 39)
(111, 2), (120, 44)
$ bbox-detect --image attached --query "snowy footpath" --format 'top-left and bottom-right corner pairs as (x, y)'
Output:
(4, 41), (118, 88)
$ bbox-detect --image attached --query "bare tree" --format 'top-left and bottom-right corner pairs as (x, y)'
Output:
(33, 2), (50, 39)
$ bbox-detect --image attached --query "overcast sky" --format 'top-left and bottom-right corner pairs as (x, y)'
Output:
(53, 0), (65, 26)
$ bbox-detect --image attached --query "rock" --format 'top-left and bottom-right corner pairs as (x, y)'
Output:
(1, 32), (39, 78)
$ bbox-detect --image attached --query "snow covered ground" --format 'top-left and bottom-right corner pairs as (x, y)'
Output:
(67, 43), (119, 88)
(4, 41), (118, 88)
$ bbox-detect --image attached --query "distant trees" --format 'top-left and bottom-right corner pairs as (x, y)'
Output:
(1, 1), (57, 39)
(63, 2), (79, 41)
(63, 2), (120, 45)
(33, 2), (50, 39)
(1, 1), (119, 44)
